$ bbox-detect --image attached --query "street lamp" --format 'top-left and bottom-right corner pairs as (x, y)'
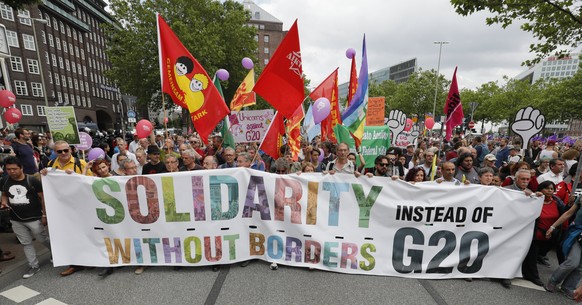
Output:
(28, 18), (49, 108)
(432, 41), (449, 121)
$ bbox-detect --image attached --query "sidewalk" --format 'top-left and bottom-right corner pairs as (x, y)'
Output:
(0, 230), (50, 287)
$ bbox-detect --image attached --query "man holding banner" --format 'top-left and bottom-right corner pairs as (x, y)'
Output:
(325, 143), (356, 175)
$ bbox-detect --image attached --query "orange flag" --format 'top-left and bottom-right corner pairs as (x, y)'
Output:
(157, 14), (229, 144)
(259, 112), (286, 159)
(285, 105), (304, 161)
(230, 69), (256, 111)
(253, 20), (304, 119)
(309, 68), (340, 143)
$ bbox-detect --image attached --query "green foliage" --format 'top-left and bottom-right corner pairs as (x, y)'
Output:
(450, 0), (582, 66)
(104, 0), (257, 112)
(4, 0), (40, 10)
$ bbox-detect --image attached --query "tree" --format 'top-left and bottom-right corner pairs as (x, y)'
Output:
(450, 0), (582, 66)
(104, 0), (257, 113)
(4, 0), (40, 10)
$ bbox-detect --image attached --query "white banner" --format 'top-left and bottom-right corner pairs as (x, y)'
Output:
(229, 109), (274, 143)
(43, 169), (542, 279)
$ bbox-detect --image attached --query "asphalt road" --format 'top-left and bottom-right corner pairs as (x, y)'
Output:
(0, 248), (575, 305)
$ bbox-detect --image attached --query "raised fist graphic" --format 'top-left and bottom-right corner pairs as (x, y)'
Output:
(511, 106), (545, 147)
(387, 109), (407, 146)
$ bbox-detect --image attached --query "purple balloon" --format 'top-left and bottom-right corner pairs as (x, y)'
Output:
(345, 48), (356, 59)
(242, 57), (254, 70)
(216, 69), (229, 81)
(318, 148), (324, 162)
(312, 97), (331, 124)
(87, 147), (105, 161)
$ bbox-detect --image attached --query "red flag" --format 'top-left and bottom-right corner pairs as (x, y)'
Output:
(259, 112), (285, 159)
(444, 67), (463, 141)
(253, 20), (304, 119)
(157, 14), (229, 144)
(285, 105), (304, 161)
(347, 56), (358, 107)
(309, 68), (341, 143)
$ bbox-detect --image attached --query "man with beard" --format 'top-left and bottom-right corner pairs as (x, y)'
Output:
(454, 153), (479, 184)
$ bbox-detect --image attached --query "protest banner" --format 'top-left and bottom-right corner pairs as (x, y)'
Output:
(43, 169), (541, 279)
(46, 106), (80, 144)
(365, 97), (385, 126)
(360, 126), (390, 168)
(229, 109), (275, 143)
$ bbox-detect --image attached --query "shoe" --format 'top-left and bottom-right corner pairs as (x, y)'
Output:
(23, 267), (40, 279)
(563, 288), (575, 300)
(537, 256), (551, 267)
(173, 266), (182, 271)
(212, 265), (220, 272)
(464, 278), (473, 282)
(240, 261), (250, 267)
(500, 279), (511, 289)
(135, 267), (145, 275)
(98, 267), (113, 276)
(545, 281), (557, 292)
(526, 277), (544, 287)
(270, 262), (278, 270)
(60, 266), (83, 276)
(0, 253), (15, 261)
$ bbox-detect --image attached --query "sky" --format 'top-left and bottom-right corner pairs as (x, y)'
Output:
(247, 0), (538, 90)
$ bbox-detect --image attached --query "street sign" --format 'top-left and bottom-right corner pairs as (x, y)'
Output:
(468, 121), (475, 129)
(127, 110), (136, 118)
(128, 118), (136, 123)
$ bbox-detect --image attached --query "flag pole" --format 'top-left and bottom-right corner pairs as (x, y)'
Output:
(162, 94), (169, 139)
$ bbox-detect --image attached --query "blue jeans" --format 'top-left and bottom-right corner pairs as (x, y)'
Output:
(11, 220), (51, 268)
(550, 240), (582, 292)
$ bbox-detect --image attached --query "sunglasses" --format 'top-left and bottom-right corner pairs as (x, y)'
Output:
(56, 149), (70, 154)
(379, 163), (389, 167)
(388, 158), (396, 161)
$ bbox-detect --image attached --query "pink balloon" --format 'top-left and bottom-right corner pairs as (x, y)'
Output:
(345, 48), (356, 59)
(164, 117), (169, 124)
(87, 147), (105, 161)
(136, 119), (153, 139)
(242, 57), (254, 70)
(404, 118), (413, 132)
(312, 97), (331, 124)
(216, 69), (229, 81)
(0, 90), (16, 108)
(425, 117), (435, 130)
(4, 107), (22, 124)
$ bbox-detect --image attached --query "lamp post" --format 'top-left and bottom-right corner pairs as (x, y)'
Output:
(432, 41), (449, 120)
(29, 18), (49, 109)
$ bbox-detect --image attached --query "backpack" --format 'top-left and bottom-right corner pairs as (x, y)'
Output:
(47, 157), (83, 173)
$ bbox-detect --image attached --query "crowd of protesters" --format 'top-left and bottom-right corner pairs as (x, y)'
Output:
(2, 127), (582, 301)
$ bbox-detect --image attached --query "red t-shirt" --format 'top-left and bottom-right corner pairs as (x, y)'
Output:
(536, 200), (560, 240)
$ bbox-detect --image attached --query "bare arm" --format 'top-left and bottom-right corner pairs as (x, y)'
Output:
(547, 203), (579, 238)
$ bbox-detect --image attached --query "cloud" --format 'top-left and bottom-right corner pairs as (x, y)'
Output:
(252, 0), (536, 89)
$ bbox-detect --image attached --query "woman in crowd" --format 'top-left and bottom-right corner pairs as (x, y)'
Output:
(522, 181), (567, 287)
(534, 157), (551, 177)
(301, 162), (315, 173)
(478, 167), (495, 186)
(408, 148), (424, 169)
(404, 167), (425, 183)
(501, 161), (538, 191)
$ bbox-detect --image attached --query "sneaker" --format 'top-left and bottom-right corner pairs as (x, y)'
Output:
(23, 267), (40, 279)
(563, 288), (575, 300)
(270, 262), (278, 270)
(545, 281), (557, 293)
(537, 256), (551, 267)
(135, 267), (145, 275)
(240, 261), (250, 267)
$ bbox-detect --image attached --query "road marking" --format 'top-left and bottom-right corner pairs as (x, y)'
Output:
(512, 279), (545, 291)
(0, 285), (40, 302)
(418, 280), (449, 305)
(204, 265), (230, 305)
(35, 298), (68, 305)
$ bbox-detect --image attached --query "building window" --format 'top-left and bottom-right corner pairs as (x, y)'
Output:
(66, 25), (71, 37)
(44, 51), (49, 64)
(51, 54), (57, 66)
(254, 34), (258, 42)
(0, 4), (14, 21)
(74, 79), (78, 89)
(63, 42), (67, 53)
(17, 10), (31, 25)
(57, 92), (62, 103)
(27, 59), (39, 74)
(41, 31), (46, 44)
(6, 30), (18, 47)
(65, 59), (70, 71)
(59, 57), (63, 69)
(264, 58), (269, 65)
(264, 35), (269, 43)
(37, 105), (46, 116)
(72, 63), (76, 73)
(54, 73), (60, 85)
(70, 93), (74, 105)
(20, 104), (33, 116)
(48, 73), (53, 84)
(64, 94), (69, 105)
(82, 96), (86, 107)
(14, 80), (28, 95)
(56, 37), (61, 50)
(68, 77), (72, 88)
(80, 81), (84, 92)
(45, 13), (50, 26)
(264, 47), (269, 54)
(75, 46), (79, 57)
(61, 75), (66, 87)
(60, 21), (64, 34)
(76, 95), (80, 106)
(22, 34), (35, 50)
(31, 82), (43, 97)
(87, 97), (91, 108)
(73, 30), (77, 40)
(259, 24), (264, 30)
(10, 57), (23, 72)
(48, 34), (53, 47)
(255, 12), (260, 19)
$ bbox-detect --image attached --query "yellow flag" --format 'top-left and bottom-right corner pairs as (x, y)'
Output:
(230, 69), (256, 111)
(430, 154), (437, 181)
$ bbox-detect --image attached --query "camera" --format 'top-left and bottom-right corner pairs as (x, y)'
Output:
(0, 147), (12, 154)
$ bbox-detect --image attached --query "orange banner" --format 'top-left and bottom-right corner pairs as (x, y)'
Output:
(365, 97), (385, 126)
